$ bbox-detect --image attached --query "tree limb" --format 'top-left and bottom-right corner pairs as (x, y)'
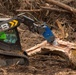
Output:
(26, 38), (76, 68)
(45, 0), (76, 14)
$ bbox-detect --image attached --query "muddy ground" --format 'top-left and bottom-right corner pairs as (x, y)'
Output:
(0, 0), (76, 75)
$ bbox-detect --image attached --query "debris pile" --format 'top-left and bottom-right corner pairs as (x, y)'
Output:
(0, 0), (76, 67)
(0, 0), (76, 75)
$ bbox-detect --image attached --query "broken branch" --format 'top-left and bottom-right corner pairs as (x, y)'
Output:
(26, 38), (76, 68)
(45, 0), (76, 14)
(41, 6), (70, 13)
(56, 20), (65, 39)
(16, 9), (42, 12)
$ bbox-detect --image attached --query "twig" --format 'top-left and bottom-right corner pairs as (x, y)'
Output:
(45, 0), (76, 14)
(0, 18), (10, 22)
(0, 13), (11, 17)
(0, 68), (7, 75)
(16, 9), (42, 12)
(56, 20), (65, 39)
(41, 6), (70, 13)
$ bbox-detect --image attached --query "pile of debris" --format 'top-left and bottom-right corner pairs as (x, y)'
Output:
(0, 0), (76, 69)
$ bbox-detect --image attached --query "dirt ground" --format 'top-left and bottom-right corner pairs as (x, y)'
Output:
(0, 25), (75, 75)
(0, 0), (76, 75)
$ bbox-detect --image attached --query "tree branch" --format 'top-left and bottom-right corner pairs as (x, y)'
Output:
(45, 0), (76, 14)
(26, 38), (76, 68)
(16, 9), (42, 12)
(41, 6), (70, 13)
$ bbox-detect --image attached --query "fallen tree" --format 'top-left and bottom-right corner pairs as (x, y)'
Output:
(26, 38), (76, 68)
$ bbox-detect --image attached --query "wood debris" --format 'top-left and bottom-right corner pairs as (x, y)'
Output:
(45, 0), (76, 14)
(56, 20), (65, 39)
(41, 6), (70, 13)
(26, 38), (76, 68)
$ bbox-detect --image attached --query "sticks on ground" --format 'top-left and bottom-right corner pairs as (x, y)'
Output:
(45, 0), (76, 14)
(26, 38), (76, 68)
(56, 20), (65, 39)
(41, 6), (70, 13)
(16, 9), (42, 12)
(16, 7), (70, 13)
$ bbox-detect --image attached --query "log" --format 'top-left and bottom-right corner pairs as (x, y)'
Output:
(45, 0), (76, 14)
(26, 38), (76, 68)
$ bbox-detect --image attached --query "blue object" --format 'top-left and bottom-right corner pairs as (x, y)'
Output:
(42, 26), (54, 42)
